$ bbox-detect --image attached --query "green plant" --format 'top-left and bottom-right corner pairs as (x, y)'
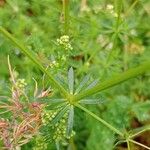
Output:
(0, 0), (150, 150)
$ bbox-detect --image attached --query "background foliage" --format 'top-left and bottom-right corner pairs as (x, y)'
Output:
(0, 0), (150, 150)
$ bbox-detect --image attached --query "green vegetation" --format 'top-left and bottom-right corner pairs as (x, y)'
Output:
(0, 0), (150, 150)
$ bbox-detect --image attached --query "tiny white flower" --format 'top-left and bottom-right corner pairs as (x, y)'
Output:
(106, 4), (114, 10)
(56, 35), (73, 50)
(113, 13), (118, 17)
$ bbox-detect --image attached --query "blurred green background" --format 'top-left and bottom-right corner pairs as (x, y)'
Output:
(0, 0), (150, 149)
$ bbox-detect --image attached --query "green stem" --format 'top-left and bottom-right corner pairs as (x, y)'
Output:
(105, 33), (117, 64)
(113, 140), (126, 148)
(63, 0), (69, 34)
(75, 61), (150, 101)
(124, 0), (138, 18)
(114, 0), (122, 29)
(0, 26), (68, 97)
(129, 139), (150, 150)
(127, 140), (131, 150)
(106, 0), (122, 64)
(75, 103), (124, 136)
(130, 126), (150, 138)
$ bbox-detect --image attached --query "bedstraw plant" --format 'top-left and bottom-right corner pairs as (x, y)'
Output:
(0, 0), (150, 150)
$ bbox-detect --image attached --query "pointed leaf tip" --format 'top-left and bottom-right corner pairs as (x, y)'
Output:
(67, 105), (74, 137)
(68, 67), (74, 94)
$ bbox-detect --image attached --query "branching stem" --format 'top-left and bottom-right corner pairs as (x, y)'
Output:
(75, 103), (124, 137)
(63, 0), (69, 34)
(129, 139), (150, 150)
(75, 61), (150, 101)
(0, 26), (68, 97)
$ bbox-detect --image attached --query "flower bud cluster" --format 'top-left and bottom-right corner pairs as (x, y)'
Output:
(33, 135), (48, 150)
(42, 109), (57, 126)
(57, 35), (73, 50)
(16, 78), (27, 89)
(106, 4), (118, 17)
(42, 108), (75, 142)
(49, 60), (59, 68)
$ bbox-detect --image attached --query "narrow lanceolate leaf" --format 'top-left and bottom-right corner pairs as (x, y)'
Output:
(79, 99), (105, 105)
(55, 141), (60, 150)
(46, 102), (67, 110)
(75, 74), (90, 94)
(75, 61), (150, 101)
(85, 79), (99, 90)
(37, 98), (66, 104)
(68, 67), (74, 94)
(67, 105), (74, 136)
(51, 105), (69, 124)
(55, 74), (68, 88)
(0, 26), (68, 97)
(37, 98), (67, 109)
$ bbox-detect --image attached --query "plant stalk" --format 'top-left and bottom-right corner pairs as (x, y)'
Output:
(0, 26), (68, 97)
(75, 61), (150, 101)
(63, 0), (69, 34)
(130, 126), (150, 138)
(127, 140), (131, 150)
(129, 139), (150, 150)
(76, 103), (124, 137)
